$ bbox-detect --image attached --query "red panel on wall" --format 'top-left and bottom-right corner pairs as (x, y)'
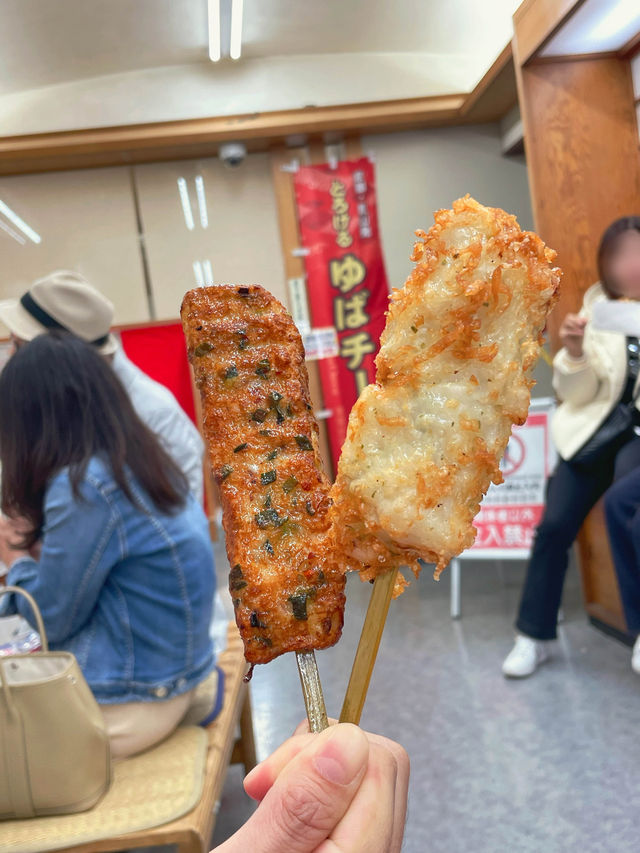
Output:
(119, 322), (196, 423)
(294, 157), (390, 467)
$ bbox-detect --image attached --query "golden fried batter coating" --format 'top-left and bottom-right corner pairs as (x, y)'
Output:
(330, 196), (561, 593)
(181, 285), (345, 665)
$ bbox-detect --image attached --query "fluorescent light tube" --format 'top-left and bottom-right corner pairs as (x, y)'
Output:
(208, 0), (221, 61)
(192, 260), (205, 288)
(177, 178), (195, 231)
(0, 218), (26, 245)
(195, 175), (208, 229)
(202, 259), (214, 285)
(0, 199), (41, 244)
(230, 0), (243, 60)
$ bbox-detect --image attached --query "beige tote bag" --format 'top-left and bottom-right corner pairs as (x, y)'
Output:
(0, 586), (111, 819)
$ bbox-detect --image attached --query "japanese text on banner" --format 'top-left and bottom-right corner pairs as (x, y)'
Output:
(294, 157), (389, 468)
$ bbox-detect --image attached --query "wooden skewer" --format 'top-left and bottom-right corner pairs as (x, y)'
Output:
(340, 568), (399, 725)
(296, 650), (329, 732)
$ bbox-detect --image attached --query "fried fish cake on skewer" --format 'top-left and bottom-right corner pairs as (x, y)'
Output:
(330, 196), (561, 592)
(181, 285), (345, 666)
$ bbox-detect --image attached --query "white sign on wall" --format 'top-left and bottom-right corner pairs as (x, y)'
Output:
(469, 397), (556, 559)
(302, 327), (339, 361)
(288, 276), (311, 333)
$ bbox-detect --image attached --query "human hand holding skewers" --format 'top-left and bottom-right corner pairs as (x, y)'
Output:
(214, 722), (409, 853)
(182, 195), (560, 853)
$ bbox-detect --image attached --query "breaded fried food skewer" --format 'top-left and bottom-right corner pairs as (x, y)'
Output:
(331, 196), (561, 595)
(337, 196), (561, 724)
(181, 285), (344, 729)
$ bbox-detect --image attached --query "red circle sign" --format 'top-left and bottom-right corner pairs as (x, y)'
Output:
(501, 433), (525, 477)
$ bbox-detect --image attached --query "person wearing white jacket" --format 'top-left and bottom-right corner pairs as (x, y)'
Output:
(504, 217), (640, 678)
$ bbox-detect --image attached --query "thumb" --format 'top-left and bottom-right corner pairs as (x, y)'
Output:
(215, 724), (369, 853)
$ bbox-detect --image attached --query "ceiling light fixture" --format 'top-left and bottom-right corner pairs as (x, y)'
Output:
(195, 175), (208, 228)
(0, 218), (27, 245)
(230, 0), (243, 60)
(0, 200), (41, 244)
(208, 0), (221, 62)
(202, 259), (214, 285)
(177, 178), (195, 231)
(192, 260), (205, 288)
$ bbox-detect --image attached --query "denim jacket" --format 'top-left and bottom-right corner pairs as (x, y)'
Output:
(4, 456), (215, 704)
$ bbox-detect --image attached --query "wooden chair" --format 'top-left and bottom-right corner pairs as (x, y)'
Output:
(63, 624), (256, 853)
(577, 502), (632, 642)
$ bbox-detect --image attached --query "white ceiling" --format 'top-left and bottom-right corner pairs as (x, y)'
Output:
(0, 0), (521, 134)
(541, 0), (640, 56)
(0, 0), (520, 96)
(0, 0), (207, 96)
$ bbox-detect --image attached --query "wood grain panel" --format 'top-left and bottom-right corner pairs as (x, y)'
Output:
(460, 44), (518, 123)
(620, 29), (640, 60)
(516, 52), (640, 638)
(0, 95), (463, 177)
(513, 0), (585, 65)
(517, 57), (640, 351)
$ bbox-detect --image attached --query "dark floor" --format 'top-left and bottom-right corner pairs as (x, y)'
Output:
(210, 548), (640, 853)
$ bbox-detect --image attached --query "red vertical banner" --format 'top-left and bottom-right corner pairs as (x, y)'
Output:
(294, 157), (389, 467)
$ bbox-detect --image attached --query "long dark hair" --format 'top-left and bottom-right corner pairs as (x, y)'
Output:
(0, 331), (188, 547)
(597, 216), (640, 298)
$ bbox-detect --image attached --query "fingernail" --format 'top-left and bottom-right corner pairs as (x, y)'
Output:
(312, 725), (368, 786)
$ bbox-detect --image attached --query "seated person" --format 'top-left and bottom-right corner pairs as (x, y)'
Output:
(0, 270), (205, 501)
(0, 332), (217, 759)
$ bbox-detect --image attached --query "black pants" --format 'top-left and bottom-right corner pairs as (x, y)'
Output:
(604, 468), (640, 634)
(516, 435), (640, 640)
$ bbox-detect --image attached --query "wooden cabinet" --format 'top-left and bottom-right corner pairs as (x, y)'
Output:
(513, 8), (640, 637)
(0, 167), (150, 328)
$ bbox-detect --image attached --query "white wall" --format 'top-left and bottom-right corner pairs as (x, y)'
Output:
(362, 124), (552, 394)
(363, 124), (533, 291)
(0, 166), (150, 327)
(134, 154), (287, 320)
(0, 152), (286, 330)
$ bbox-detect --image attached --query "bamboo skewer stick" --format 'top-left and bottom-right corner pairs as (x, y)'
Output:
(296, 650), (329, 732)
(340, 568), (399, 725)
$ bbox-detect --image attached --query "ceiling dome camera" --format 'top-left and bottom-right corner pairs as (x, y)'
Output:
(219, 142), (247, 168)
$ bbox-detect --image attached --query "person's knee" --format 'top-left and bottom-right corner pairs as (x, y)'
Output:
(604, 479), (631, 523)
(535, 513), (575, 545)
(603, 487), (618, 519)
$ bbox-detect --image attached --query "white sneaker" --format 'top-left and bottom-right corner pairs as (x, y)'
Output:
(631, 637), (640, 674)
(502, 634), (549, 678)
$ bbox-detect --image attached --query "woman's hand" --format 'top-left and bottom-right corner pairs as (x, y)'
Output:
(559, 313), (587, 359)
(215, 722), (409, 853)
(0, 516), (31, 568)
